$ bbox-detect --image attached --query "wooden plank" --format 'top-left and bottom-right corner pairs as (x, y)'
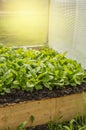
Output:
(54, 92), (86, 122)
(0, 92), (86, 130)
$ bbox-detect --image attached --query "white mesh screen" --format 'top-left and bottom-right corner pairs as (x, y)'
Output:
(49, 0), (76, 50)
(49, 0), (86, 68)
(73, 0), (86, 55)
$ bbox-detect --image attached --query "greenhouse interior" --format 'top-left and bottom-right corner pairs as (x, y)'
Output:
(0, 0), (86, 130)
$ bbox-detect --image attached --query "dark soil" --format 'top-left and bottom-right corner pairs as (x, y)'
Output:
(0, 82), (86, 105)
(26, 124), (48, 130)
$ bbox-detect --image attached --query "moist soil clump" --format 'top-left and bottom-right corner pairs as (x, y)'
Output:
(0, 82), (86, 105)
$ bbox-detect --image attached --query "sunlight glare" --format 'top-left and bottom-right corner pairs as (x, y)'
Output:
(3, 0), (49, 44)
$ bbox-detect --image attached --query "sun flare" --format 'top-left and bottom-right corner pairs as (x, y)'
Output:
(0, 0), (49, 45)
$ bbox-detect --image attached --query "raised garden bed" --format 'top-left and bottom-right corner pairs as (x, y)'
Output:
(0, 92), (86, 130)
(0, 46), (86, 130)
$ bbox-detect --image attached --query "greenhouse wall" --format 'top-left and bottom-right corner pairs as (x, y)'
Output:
(49, 0), (86, 68)
(0, 0), (49, 46)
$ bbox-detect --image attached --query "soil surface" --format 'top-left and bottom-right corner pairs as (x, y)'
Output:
(26, 124), (48, 130)
(0, 82), (86, 105)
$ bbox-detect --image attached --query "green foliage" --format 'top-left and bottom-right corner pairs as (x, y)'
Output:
(8, 127), (11, 130)
(0, 47), (85, 95)
(63, 119), (76, 130)
(17, 121), (27, 130)
(47, 115), (86, 130)
(30, 115), (35, 123)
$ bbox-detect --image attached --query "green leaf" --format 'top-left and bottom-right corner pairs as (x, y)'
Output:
(3, 88), (10, 94)
(79, 125), (86, 130)
(35, 85), (43, 90)
(63, 126), (71, 130)
(26, 82), (34, 88)
(43, 83), (52, 90)
(13, 80), (20, 85)
(30, 115), (35, 123)
(17, 121), (27, 130)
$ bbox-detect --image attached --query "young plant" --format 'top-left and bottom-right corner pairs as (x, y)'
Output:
(0, 47), (85, 95)
(17, 121), (27, 130)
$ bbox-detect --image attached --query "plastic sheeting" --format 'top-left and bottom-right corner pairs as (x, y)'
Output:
(49, 0), (86, 68)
